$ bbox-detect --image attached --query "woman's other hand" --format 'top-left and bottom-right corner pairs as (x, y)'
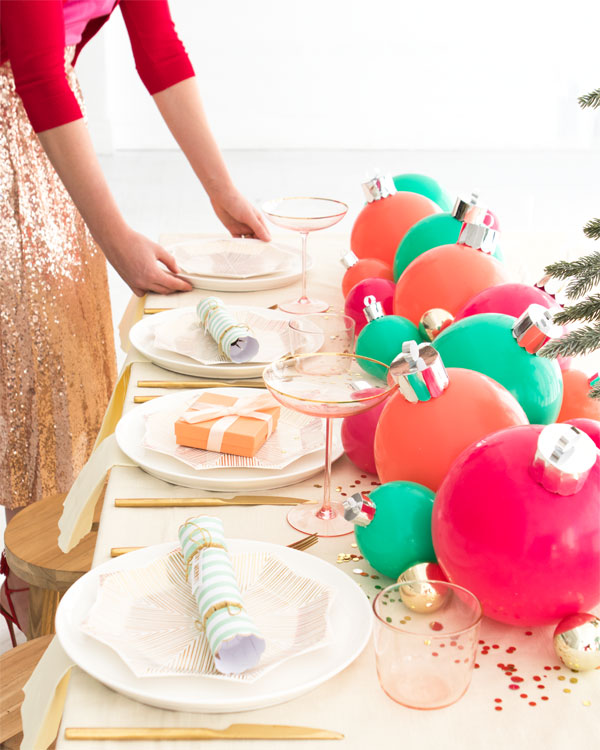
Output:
(105, 228), (193, 297)
(210, 187), (271, 241)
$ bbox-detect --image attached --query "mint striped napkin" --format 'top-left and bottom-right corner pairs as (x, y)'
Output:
(196, 297), (259, 363)
(178, 516), (265, 674)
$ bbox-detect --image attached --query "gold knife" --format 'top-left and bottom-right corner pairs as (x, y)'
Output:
(65, 724), (344, 741)
(114, 495), (311, 507)
(137, 380), (265, 388)
(144, 303), (280, 315)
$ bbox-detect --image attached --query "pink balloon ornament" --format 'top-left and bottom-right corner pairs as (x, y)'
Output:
(341, 389), (386, 475)
(344, 278), (395, 334)
(432, 423), (600, 626)
(564, 418), (600, 449)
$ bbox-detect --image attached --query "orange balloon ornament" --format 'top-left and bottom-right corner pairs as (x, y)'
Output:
(340, 251), (393, 298)
(351, 174), (440, 266)
(558, 369), (600, 422)
(374, 342), (528, 491)
(394, 224), (511, 326)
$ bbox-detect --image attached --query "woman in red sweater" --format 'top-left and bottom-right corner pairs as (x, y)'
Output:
(0, 0), (269, 640)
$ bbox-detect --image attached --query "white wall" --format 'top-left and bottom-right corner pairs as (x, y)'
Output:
(77, 0), (600, 151)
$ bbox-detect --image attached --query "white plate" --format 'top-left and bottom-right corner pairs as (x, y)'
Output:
(170, 239), (311, 292)
(115, 388), (343, 491)
(129, 306), (290, 379)
(55, 539), (372, 713)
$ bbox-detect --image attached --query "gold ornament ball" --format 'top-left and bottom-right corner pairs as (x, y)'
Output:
(397, 562), (450, 614)
(553, 613), (600, 671)
(419, 309), (454, 342)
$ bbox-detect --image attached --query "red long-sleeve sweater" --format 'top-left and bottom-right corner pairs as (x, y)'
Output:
(0, 0), (194, 132)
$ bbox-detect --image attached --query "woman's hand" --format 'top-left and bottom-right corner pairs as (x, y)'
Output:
(104, 228), (193, 297)
(210, 187), (271, 241)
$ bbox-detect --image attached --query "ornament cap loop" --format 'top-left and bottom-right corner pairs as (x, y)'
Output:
(452, 192), (487, 225)
(530, 424), (597, 496)
(389, 341), (449, 403)
(340, 250), (359, 269)
(458, 222), (499, 254)
(512, 303), (561, 354)
(362, 173), (397, 203)
(363, 295), (385, 322)
(343, 492), (376, 527)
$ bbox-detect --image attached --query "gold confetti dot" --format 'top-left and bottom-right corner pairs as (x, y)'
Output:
(563, 689), (571, 694)
(405, 616), (412, 621)
(569, 677), (578, 684)
(583, 700), (591, 707)
(424, 639), (431, 646)
(558, 676), (566, 681)
(313, 484), (322, 488)
(336, 486), (342, 492)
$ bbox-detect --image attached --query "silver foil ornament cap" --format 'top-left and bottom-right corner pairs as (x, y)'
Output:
(458, 222), (499, 254)
(388, 341), (449, 403)
(362, 173), (397, 203)
(343, 492), (376, 527)
(530, 424), (597, 496)
(452, 192), (487, 225)
(340, 250), (359, 269)
(535, 273), (569, 305)
(512, 303), (561, 354)
(363, 295), (385, 323)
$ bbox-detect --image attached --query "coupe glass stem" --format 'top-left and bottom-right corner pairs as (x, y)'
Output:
(316, 417), (335, 521)
(299, 231), (309, 303)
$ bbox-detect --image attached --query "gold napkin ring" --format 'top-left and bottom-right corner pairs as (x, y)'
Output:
(198, 600), (244, 631)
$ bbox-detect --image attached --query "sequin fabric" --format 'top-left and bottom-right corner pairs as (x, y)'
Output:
(0, 47), (116, 509)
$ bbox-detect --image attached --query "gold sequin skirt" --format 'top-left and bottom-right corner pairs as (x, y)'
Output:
(0, 48), (116, 509)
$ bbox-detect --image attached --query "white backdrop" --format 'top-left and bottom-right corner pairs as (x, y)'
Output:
(76, 0), (600, 153)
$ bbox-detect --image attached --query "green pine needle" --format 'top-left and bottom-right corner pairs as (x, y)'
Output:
(584, 218), (600, 240)
(553, 294), (600, 324)
(539, 323), (600, 359)
(543, 251), (600, 298)
(579, 88), (600, 109)
(590, 383), (600, 400)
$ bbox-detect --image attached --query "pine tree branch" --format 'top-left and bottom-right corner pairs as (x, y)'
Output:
(579, 88), (600, 109)
(553, 294), (600, 325)
(539, 323), (600, 359)
(590, 383), (600, 400)
(543, 251), (600, 298)
(584, 218), (600, 240)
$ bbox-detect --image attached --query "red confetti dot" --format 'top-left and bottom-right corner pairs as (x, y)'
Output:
(440, 643), (445, 648)
(475, 663), (480, 669)
(525, 631), (533, 636)
(553, 666), (561, 671)
(497, 663), (505, 668)
(495, 706), (503, 711)
(355, 480), (361, 485)
(432, 652), (439, 657)
(360, 474), (367, 478)
(529, 702), (536, 706)
(478, 640), (485, 645)
(544, 666), (552, 671)
(541, 696), (549, 701)
(450, 641), (457, 646)
(429, 621), (444, 631)
(511, 676), (524, 683)
(505, 671), (513, 676)
(492, 644), (500, 649)
(537, 685), (545, 690)
(506, 647), (516, 653)
(533, 676), (541, 682)
(509, 684), (519, 690)
(494, 698), (502, 703)
(520, 694), (528, 699)
(454, 659), (461, 664)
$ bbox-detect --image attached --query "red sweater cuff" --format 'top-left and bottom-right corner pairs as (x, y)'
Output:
(142, 54), (195, 96)
(20, 83), (84, 133)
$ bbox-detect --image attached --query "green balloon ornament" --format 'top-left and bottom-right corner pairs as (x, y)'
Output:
(433, 305), (563, 424)
(392, 173), (453, 212)
(393, 193), (504, 281)
(343, 481), (436, 580)
(356, 296), (423, 379)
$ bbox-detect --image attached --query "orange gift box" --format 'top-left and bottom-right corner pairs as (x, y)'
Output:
(174, 392), (280, 458)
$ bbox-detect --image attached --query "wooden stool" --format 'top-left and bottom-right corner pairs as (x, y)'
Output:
(4, 493), (100, 639)
(0, 634), (55, 749)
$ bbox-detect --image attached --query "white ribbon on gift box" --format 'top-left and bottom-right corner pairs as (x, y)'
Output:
(181, 393), (277, 453)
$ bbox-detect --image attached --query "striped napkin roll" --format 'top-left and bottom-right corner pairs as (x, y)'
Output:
(196, 297), (259, 363)
(178, 516), (266, 674)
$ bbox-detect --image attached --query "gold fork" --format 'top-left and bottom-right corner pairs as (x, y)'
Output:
(110, 534), (318, 558)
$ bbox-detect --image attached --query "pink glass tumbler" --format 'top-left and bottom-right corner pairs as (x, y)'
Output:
(373, 581), (482, 710)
